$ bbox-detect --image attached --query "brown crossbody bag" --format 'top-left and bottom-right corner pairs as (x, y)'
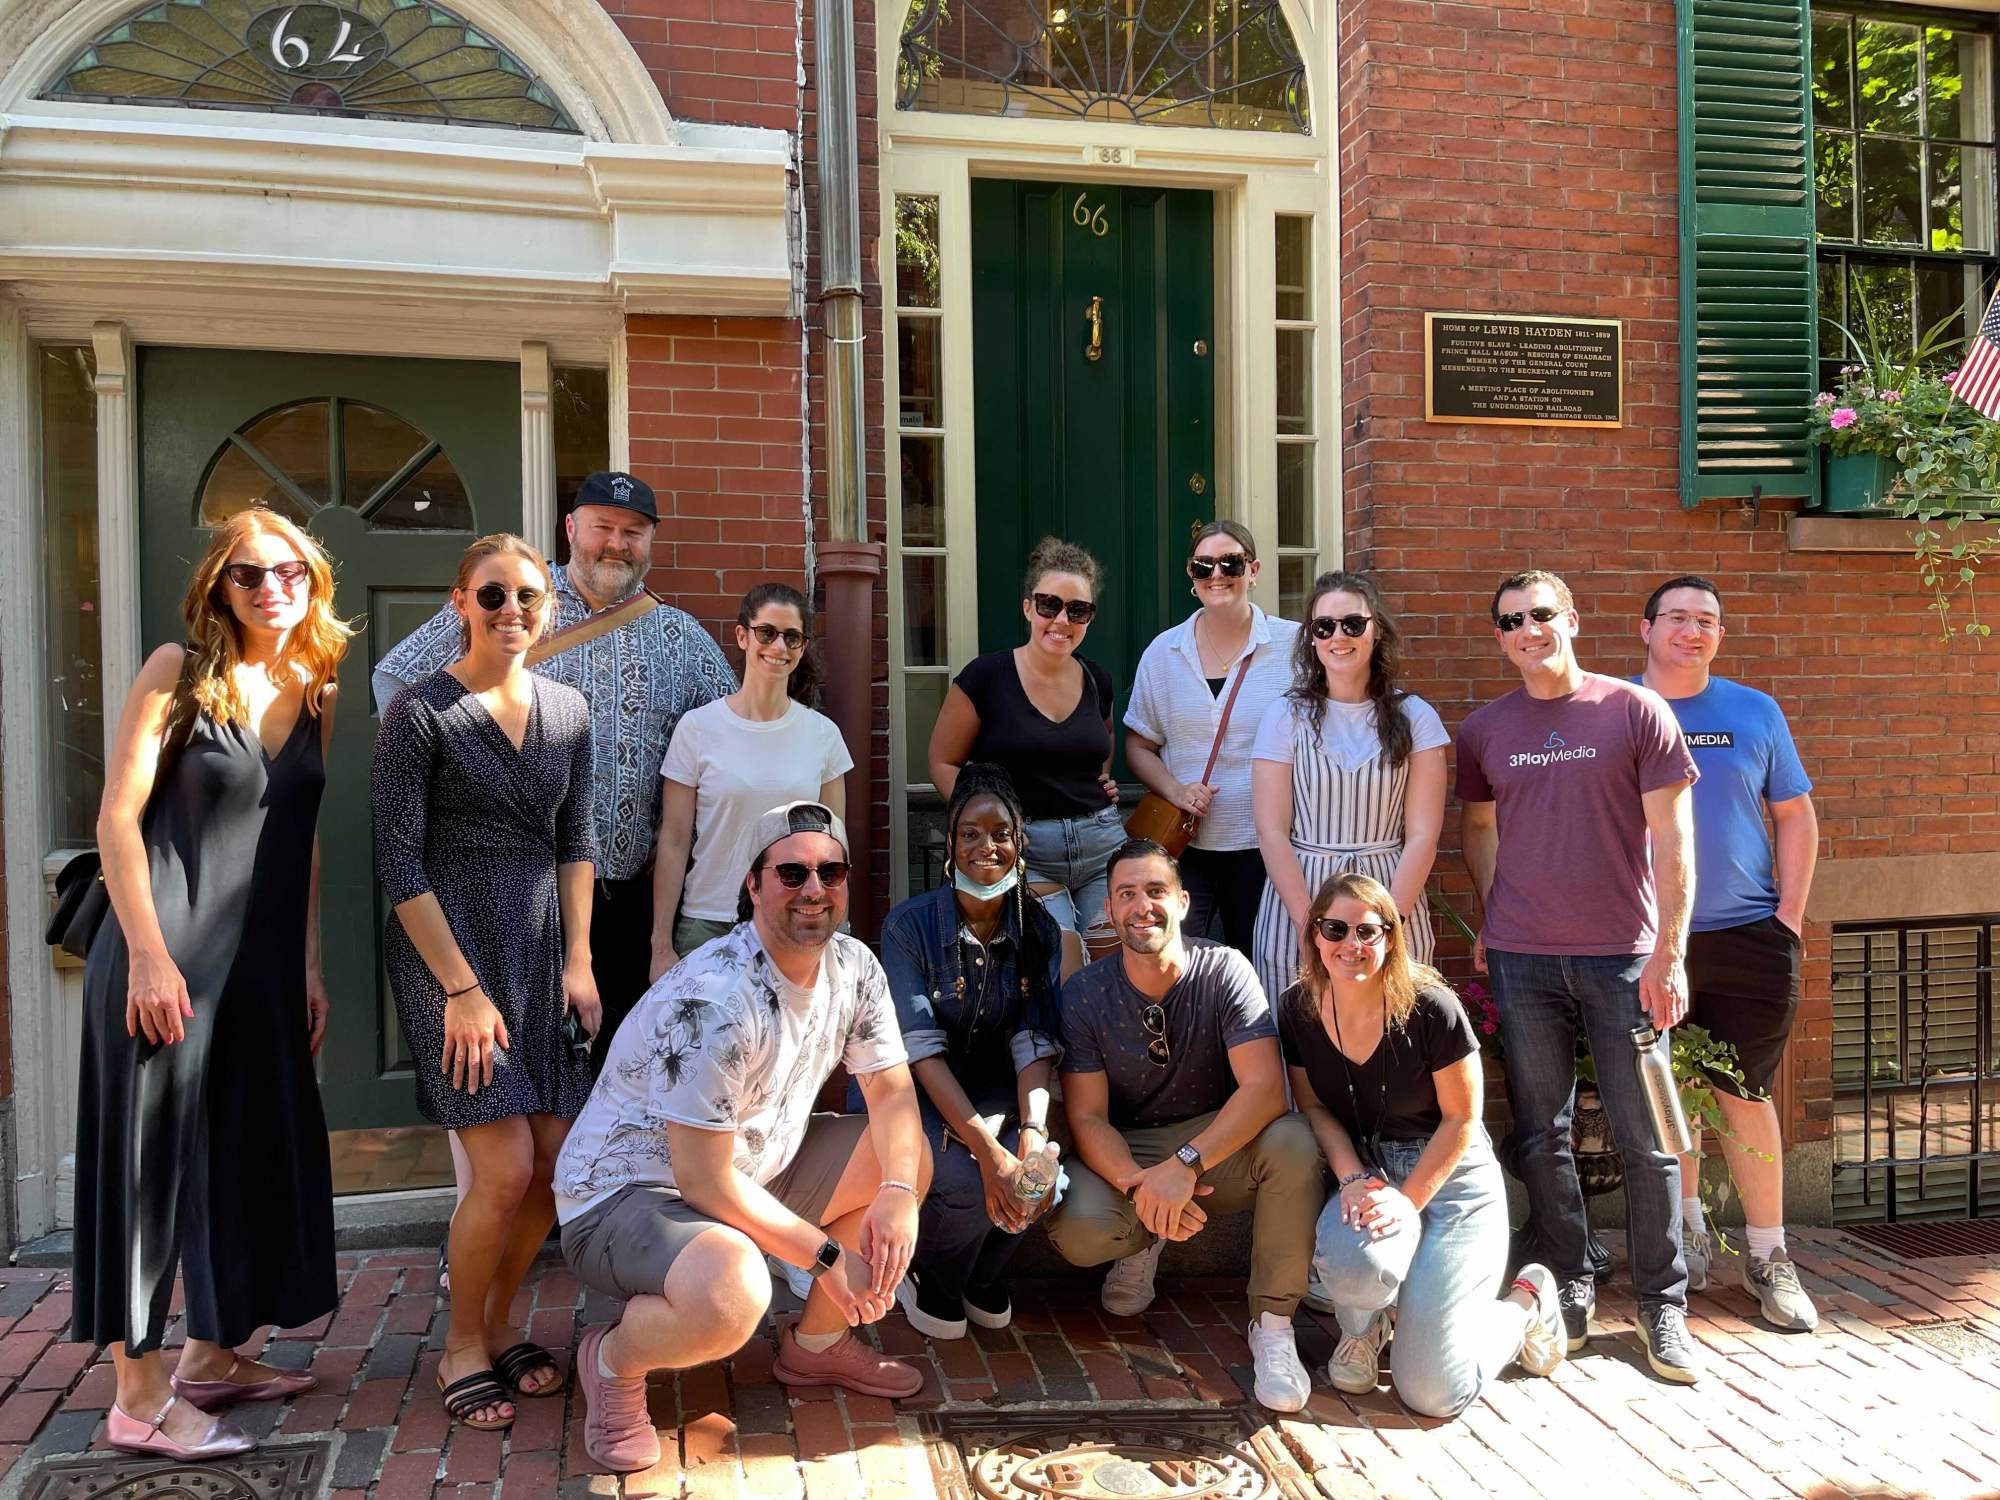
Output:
(1123, 657), (1251, 858)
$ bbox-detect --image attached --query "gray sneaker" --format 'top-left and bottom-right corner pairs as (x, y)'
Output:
(1743, 1248), (1820, 1332)
(1683, 1225), (1713, 1293)
(1638, 1303), (1704, 1385)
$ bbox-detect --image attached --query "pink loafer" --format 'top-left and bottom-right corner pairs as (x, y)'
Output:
(171, 1354), (320, 1409)
(106, 1395), (254, 1459)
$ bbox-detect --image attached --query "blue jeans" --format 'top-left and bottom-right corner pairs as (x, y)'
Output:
(1486, 947), (1688, 1311)
(1313, 1135), (1520, 1419)
(1022, 805), (1125, 940)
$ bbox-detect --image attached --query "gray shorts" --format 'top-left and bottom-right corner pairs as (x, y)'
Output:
(560, 1112), (868, 1300)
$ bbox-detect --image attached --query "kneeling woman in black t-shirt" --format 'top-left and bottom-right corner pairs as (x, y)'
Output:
(1280, 872), (1565, 1418)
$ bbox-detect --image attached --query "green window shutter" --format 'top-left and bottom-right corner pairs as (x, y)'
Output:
(1677, 0), (1819, 507)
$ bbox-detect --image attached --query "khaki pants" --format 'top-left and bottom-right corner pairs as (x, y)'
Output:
(1045, 1110), (1324, 1319)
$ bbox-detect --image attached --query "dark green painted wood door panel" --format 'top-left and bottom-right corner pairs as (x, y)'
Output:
(138, 348), (520, 1130)
(971, 180), (1215, 756)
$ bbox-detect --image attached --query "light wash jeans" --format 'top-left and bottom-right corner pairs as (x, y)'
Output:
(1313, 1134), (1525, 1419)
(1022, 805), (1125, 940)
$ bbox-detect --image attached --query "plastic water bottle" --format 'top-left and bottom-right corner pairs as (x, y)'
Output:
(1014, 1141), (1060, 1204)
(1631, 1023), (1694, 1155)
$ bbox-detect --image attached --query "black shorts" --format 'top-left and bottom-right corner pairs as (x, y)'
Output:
(1684, 916), (1802, 1098)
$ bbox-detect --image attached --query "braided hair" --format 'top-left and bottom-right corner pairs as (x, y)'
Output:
(947, 762), (1056, 1000)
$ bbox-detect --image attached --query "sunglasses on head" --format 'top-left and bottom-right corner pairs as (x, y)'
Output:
(770, 860), (850, 890)
(1187, 553), (1250, 580)
(1030, 592), (1097, 625)
(1315, 917), (1390, 945)
(747, 623), (808, 650)
(223, 561), (309, 591)
(1141, 1003), (1171, 1067)
(1496, 605), (1564, 633)
(473, 584), (546, 612)
(1310, 614), (1372, 640)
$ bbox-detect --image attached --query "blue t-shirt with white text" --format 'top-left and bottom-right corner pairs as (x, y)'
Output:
(1639, 676), (1811, 932)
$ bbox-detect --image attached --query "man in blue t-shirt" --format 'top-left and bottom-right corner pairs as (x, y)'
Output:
(1638, 576), (1819, 1334)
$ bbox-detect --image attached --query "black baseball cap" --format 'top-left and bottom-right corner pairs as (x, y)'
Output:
(573, 471), (658, 523)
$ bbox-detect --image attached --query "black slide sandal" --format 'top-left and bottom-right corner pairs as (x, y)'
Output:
(493, 1341), (562, 1398)
(438, 1369), (515, 1431)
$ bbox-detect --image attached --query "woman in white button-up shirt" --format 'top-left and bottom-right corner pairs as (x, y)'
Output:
(1123, 522), (1299, 951)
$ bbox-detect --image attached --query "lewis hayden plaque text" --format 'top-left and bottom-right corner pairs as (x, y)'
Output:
(1424, 313), (1622, 428)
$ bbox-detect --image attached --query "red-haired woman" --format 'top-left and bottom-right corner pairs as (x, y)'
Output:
(74, 507), (354, 1458)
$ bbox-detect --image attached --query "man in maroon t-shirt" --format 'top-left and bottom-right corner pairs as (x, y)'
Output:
(1456, 570), (1703, 1386)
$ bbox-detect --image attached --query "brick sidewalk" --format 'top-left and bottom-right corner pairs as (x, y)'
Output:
(1, 1226), (1997, 1498)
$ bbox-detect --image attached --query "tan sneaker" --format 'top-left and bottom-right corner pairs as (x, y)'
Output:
(1325, 1309), (1391, 1394)
(1100, 1239), (1166, 1317)
(773, 1326), (924, 1398)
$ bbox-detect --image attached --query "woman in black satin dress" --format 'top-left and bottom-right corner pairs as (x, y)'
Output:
(73, 507), (353, 1460)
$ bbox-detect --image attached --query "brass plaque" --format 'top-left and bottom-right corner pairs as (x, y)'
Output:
(1424, 312), (1622, 428)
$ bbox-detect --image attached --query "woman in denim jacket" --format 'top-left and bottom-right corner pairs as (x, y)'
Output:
(871, 764), (1063, 1340)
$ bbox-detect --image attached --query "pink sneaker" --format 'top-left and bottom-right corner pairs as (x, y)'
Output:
(772, 1326), (923, 1398)
(576, 1325), (661, 1473)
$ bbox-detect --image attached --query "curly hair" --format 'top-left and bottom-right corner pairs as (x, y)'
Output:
(738, 582), (824, 707)
(1283, 570), (1414, 767)
(946, 762), (1057, 996)
(1021, 536), (1104, 599)
(181, 508), (355, 727)
(1289, 871), (1449, 1034)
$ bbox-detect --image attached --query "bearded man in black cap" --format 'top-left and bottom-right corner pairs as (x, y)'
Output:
(375, 471), (736, 1065)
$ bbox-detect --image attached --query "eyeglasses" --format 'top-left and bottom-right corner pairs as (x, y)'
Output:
(474, 584), (546, 612)
(1309, 614), (1372, 640)
(1314, 917), (1390, 945)
(770, 860), (851, 890)
(1141, 1003), (1171, 1067)
(1496, 605), (1564, 633)
(1187, 553), (1250, 580)
(954, 824), (1018, 849)
(1030, 593), (1097, 625)
(748, 623), (809, 650)
(223, 561), (309, 591)
(1651, 610), (1722, 635)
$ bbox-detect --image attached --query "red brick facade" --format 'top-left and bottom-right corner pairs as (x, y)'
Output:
(1336, 0), (2000, 1155)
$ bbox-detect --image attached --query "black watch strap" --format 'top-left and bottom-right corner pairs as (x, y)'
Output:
(1175, 1142), (1204, 1173)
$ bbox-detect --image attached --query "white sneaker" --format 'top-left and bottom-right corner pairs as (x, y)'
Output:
(1325, 1309), (1391, 1394)
(770, 1255), (813, 1301)
(1100, 1240), (1166, 1317)
(1511, 1264), (1566, 1378)
(1247, 1317), (1311, 1412)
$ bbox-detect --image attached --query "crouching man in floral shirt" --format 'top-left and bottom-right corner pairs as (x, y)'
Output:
(552, 801), (932, 1473)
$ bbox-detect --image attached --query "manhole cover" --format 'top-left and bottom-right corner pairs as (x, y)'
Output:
(17, 1439), (330, 1500)
(1897, 1319), (2000, 1362)
(926, 1412), (1280, 1500)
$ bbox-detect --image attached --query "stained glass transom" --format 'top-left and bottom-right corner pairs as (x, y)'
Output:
(198, 398), (474, 531)
(897, 0), (1308, 134)
(43, 0), (580, 132)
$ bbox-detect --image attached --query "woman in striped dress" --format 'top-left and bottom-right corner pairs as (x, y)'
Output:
(1249, 572), (1449, 1005)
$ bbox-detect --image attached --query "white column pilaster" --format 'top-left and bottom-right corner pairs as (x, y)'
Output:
(521, 340), (555, 553)
(91, 321), (140, 745)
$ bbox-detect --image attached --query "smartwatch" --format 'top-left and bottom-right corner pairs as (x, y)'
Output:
(1174, 1142), (1204, 1174)
(805, 1236), (841, 1280)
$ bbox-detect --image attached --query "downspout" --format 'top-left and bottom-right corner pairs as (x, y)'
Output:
(813, 0), (885, 935)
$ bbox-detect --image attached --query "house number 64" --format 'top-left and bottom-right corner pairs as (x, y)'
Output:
(269, 7), (367, 69)
(1072, 194), (1110, 237)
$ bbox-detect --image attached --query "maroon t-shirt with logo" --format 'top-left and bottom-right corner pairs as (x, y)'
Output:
(1455, 672), (1697, 957)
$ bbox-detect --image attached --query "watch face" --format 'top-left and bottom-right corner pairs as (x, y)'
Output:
(816, 1238), (842, 1270)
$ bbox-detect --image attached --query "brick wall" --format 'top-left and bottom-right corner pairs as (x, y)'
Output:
(1336, 0), (2000, 1151)
(604, 0), (800, 133)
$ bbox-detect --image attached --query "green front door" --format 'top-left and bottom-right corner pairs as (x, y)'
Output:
(970, 179), (1215, 751)
(138, 349), (521, 1130)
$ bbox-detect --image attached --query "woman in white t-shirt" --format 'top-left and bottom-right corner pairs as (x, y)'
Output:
(1249, 571), (1449, 1006)
(650, 584), (853, 979)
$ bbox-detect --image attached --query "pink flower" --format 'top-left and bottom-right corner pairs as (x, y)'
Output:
(1882, 390), (1902, 402)
(1829, 407), (1858, 429)
(1945, 368), (1960, 386)
(1814, 391), (1836, 407)
(1479, 1020), (1499, 1035)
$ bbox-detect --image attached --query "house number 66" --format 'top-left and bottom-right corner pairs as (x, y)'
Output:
(1072, 194), (1110, 237)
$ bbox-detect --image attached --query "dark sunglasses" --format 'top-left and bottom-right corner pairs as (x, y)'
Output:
(1309, 614), (1372, 640)
(747, 623), (809, 650)
(1030, 592), (1097, 624)
(1496, 605), (1564, 633)
(223, 560), (309, 591)
(770, 860), (850, 890)
(1187, 553), (1250, 580)
(1315, 917), (1390, 945)
(1141, 1003), (1171, 1067)
(473, 584), (546, 612)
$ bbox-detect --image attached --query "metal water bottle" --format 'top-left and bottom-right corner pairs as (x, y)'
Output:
(1631, 1023), (1693, 1155)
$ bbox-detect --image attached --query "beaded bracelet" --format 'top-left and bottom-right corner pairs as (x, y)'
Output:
(881, 1179), (920, 1197)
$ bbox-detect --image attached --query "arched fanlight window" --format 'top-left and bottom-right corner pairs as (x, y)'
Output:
(198, 398), (475, 532)
(43, 0), (579, 133)
(897, 0), (1309, 135)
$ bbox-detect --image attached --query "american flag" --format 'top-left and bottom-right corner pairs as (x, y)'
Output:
(1950, 285), (2000, 419)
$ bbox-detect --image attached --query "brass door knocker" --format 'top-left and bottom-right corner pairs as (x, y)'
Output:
(1085, 295), (1104, 363)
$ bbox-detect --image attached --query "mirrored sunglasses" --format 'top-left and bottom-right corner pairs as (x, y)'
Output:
(1141, 1003), (1171, 1067)
(1496, 605), (1563, 633)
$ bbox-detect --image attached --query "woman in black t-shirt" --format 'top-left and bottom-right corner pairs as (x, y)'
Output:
(1279, 872), (1564, 1418)
(927, 537), (1121, 977)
